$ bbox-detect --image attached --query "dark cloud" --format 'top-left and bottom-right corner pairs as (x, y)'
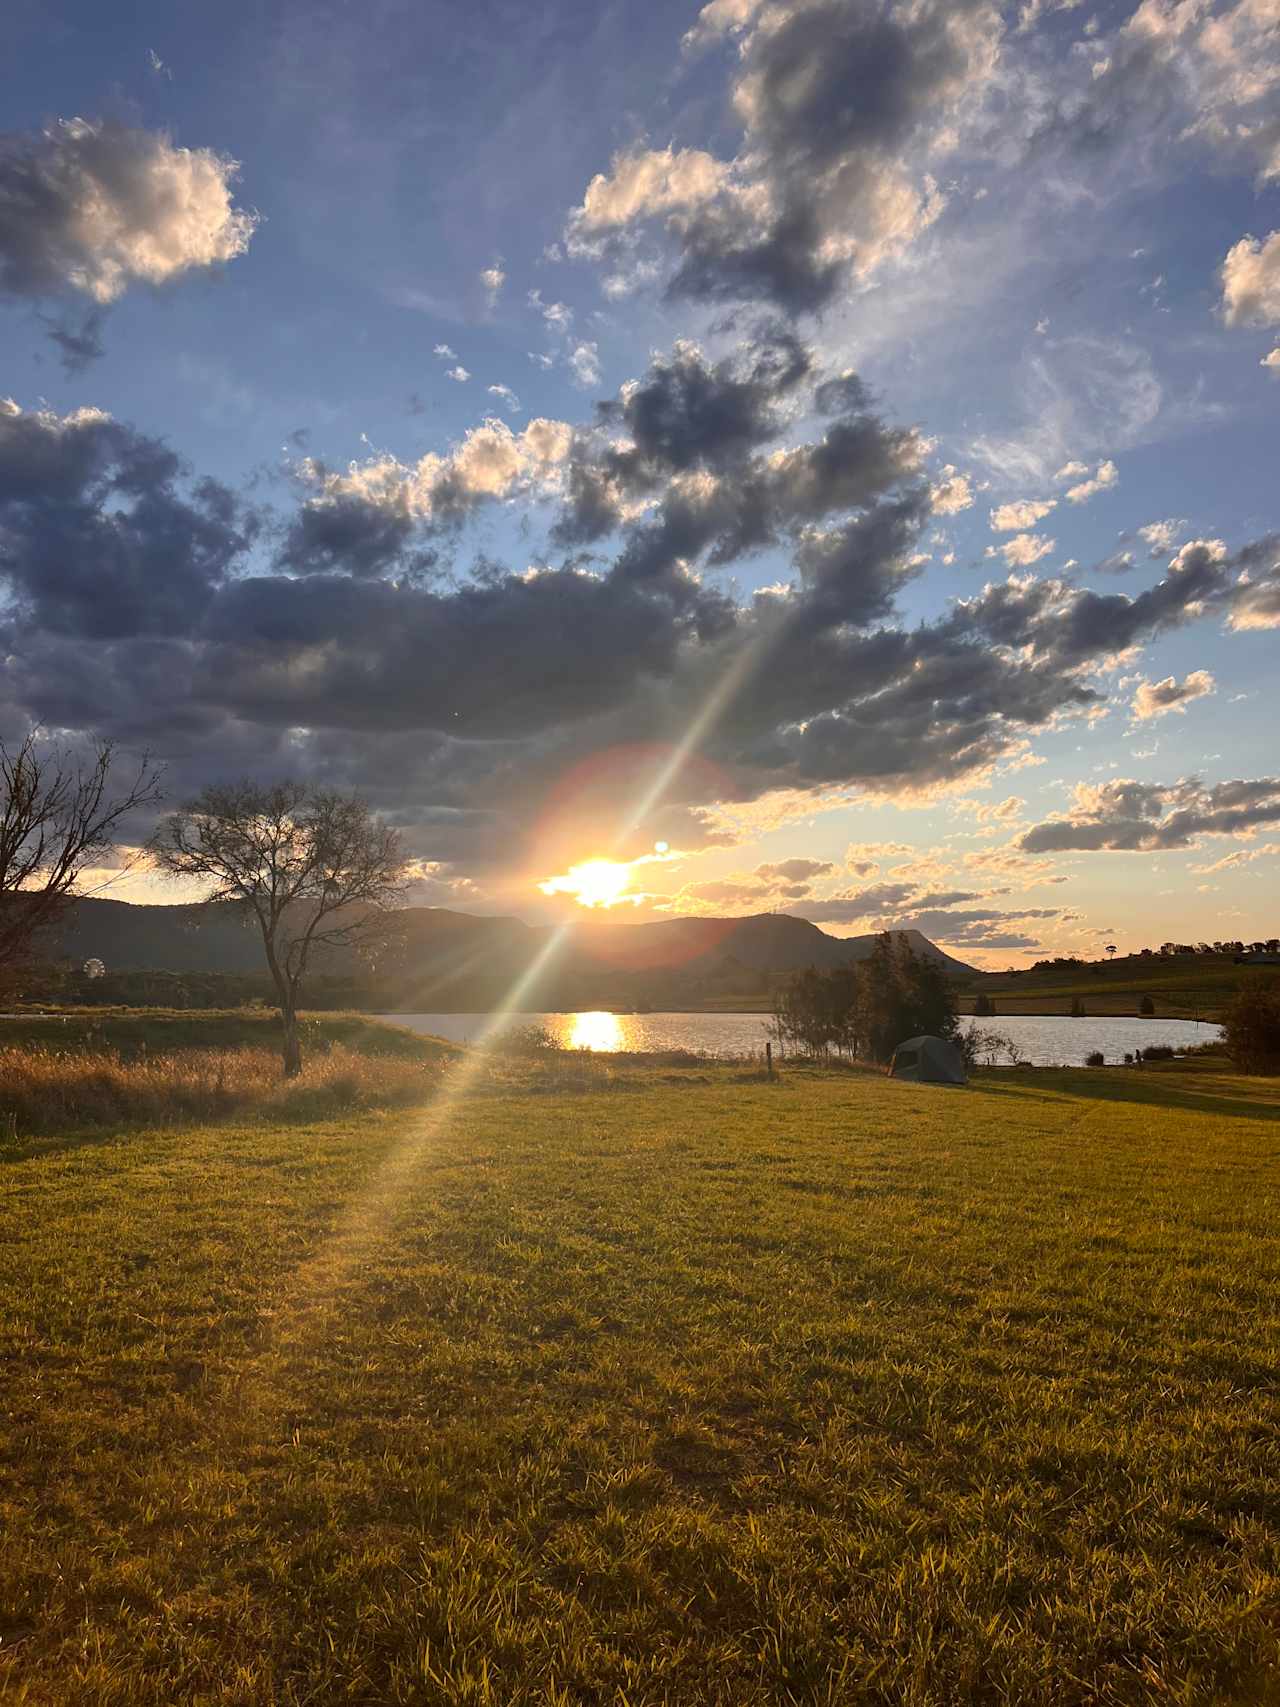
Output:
(2, 344), (1270, 893)
(754, 857), (834, 883)
(277, 485), (419, 579)
(553, 332), (925, 600)
(1020, 777), (1280, 853)
(0, 400), (253, 639)
(39, 305), (107, 373)
(574, 0), (999, 316)
(597, 326), (810, 477)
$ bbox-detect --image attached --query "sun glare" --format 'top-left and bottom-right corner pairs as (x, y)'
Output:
(539, 858), (633, 908)
(568, 1010), (623, 1051)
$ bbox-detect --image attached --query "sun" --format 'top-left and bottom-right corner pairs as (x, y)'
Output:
(539, 858), (633, 908)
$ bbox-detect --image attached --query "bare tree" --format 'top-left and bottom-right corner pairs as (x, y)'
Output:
(0, 733), (163, 986)
(148, 781), (406, 1075)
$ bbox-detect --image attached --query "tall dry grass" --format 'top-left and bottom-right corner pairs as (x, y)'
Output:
(0, 1044), (445, 1139)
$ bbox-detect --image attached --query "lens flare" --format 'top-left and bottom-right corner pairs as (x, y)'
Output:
(539, 857), (633, 908)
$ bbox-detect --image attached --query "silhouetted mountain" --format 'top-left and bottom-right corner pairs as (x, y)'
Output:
(18, 896), (974, 1007)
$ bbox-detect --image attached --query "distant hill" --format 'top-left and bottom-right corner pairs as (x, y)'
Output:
(17, 896), (974, 1008)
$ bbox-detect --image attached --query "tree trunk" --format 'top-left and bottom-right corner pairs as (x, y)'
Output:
(280, 1000), (303, 1078)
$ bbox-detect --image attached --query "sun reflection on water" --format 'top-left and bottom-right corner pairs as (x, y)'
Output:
(567, 1010), (625, 1052)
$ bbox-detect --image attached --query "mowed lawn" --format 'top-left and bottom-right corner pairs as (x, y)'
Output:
(2, 1063), (1280, 1705)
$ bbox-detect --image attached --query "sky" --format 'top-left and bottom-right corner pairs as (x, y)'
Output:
(1, 0), (1278, 967)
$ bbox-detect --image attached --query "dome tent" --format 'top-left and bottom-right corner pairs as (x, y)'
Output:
(889, 1034), (966, 1085)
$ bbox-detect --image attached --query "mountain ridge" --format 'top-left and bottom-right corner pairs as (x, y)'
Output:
(27, 896), (976, 979)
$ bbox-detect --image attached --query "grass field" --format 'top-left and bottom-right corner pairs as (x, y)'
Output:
(3, 1058), (1280, 1704)
(0, 1008), (457, 1060)
(959, 954), (1265, 1022)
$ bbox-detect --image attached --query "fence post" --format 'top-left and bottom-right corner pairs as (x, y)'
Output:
(766, 1040), (774, 1080)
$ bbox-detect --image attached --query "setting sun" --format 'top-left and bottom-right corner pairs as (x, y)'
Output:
(539, 858), (633, 909)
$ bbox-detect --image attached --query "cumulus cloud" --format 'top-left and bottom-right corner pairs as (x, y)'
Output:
(665, 853), (838, 912)
(987, 532), (1055, 567)
(990, 497), (1056, 531)
(0, 396), (251, 637)
(479, 263), (506, 304)
(754, 857), (835, 883)
(1227, 535), (1280, 630)
(487, 383), (521, 413)
(1046, 0), (1280, 184)
(1020, 774), (1280, 852)
(930, 465), (973, 515)
(446, 365), (470, 383)
(0, 118), (256, 306)
(1220, 229), (1280, 327)
(1132, 669), (1215, 719)
(566, 0), (1002, 313)
(571, 147), (729, 235)
(568, 341), (601, 389)
(1064, 459), (1118, 503)
(529, 289), (572, 328)
(5, 329), (1274, 891)
(1137, 518), (1184, 555)
(280, 415), (574, 574)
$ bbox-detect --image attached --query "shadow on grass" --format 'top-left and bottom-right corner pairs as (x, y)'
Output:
(975, 1064), (1280, 1124)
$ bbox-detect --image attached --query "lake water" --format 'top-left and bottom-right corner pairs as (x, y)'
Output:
(379, 1011), (1223, 1067)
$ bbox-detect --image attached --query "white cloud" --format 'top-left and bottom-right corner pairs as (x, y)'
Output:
(1220, 230), (1280, 326)
(528, 289), (573, 328)
(432, 344), (457, 360)
(570, 147), (729, 235)
(445, 365), (470, 383)
(930, 465), (974, 515)
(1263, 347), (1280, 369)
(487, 383), (521, 412)
(295, 415), (574, 524)
(682, 0), (767, 50)
(1132, 669), (1216, 720)
(1137, 518), (1184, 554)
(1064, 459), (1118, 503)
(1054, 459), (1089, 481)
(568, 340), (601, 388)
(0, 118), (256, 304)
(986, 532), (1055, 567)
(479, 264), (506, 304)
(990, 497), (1056, 531)
(528, 351), (555, 369)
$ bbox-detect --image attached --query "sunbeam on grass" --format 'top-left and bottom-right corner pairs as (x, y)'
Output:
(2, 1058), (1279, 1704)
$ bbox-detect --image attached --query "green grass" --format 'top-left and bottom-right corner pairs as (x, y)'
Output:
(3, 1061), (1280, 1703)
(961, 953), (1262, 1022)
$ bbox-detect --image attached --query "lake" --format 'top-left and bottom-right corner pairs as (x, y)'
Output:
(379, 1011), (1223, 1067)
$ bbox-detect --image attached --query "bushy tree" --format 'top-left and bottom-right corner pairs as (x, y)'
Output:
(771, 933), (958, 1065)
(1223, 981), (1280, 1074)
(973, 991), (995, 1017)
(771, 966), (859, 1056)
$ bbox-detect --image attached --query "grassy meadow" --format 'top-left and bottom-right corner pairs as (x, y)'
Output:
(959, 952), (1257, 1022)
(2, 1051), (1280, 1703)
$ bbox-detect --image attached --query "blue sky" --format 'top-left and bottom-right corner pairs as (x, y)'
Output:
(1, 0), (1277, 964)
